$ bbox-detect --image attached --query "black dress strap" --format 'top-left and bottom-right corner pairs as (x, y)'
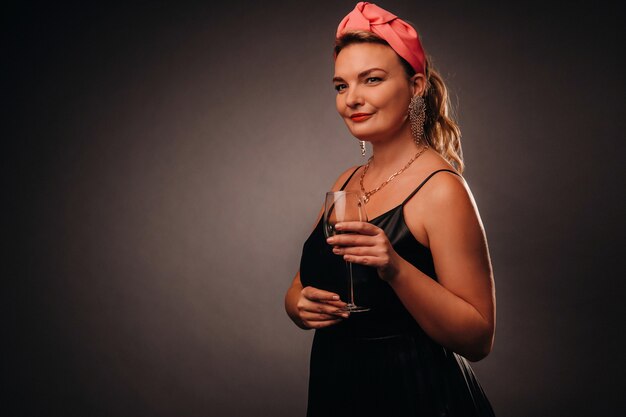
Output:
(401, 169), (460, 205)
(339, 166), (362, 191)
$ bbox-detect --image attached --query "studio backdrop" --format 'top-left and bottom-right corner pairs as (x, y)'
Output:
(6, 1), (625, 416)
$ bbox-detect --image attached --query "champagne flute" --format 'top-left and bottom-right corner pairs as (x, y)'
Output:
(323, 191), (370, 313)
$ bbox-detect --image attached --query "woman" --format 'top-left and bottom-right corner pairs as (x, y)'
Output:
(284, 2), (496, 416)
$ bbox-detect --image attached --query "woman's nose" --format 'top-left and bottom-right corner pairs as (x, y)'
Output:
(345, 86), (364, 108)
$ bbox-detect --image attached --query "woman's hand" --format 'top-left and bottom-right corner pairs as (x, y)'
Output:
(296, 286), (349, 329)
(327, 221), (401, 282)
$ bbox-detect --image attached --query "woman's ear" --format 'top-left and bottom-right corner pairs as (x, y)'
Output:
(410, 73), (427, 97)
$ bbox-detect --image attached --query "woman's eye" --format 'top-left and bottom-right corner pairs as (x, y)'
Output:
(366, 77), (382, 84)
(334, 84), (347, 92)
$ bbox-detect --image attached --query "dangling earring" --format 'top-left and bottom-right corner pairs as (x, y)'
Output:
(408, 95), (426, 146)
(359, 140), (366, 156)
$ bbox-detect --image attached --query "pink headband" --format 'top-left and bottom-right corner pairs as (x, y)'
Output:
(336, 2), (426, 74)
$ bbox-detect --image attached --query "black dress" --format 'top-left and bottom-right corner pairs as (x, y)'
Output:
(299, 168), (495, 417)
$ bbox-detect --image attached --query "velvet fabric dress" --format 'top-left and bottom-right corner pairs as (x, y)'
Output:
(299, 168), (495, 417)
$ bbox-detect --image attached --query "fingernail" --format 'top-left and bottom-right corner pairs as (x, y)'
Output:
(332, 295), (339, 300)
(341, 313), (349, 318)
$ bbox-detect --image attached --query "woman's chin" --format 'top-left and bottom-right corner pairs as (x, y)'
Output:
(345, 127), (378, 143)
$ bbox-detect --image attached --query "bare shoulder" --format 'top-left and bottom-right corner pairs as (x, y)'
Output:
(405, 148), (470, 209)
(404, 167), (481, 247)
(419, 170), (479, 215)
(421, 170), (471, 203)
(418, 170), (486, 239)
(330, 165), (362, 191)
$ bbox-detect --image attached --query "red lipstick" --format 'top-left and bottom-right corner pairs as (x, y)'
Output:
(350, 113), (372, 122)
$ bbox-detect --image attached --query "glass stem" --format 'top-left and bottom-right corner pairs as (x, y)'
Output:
(347, 261), (355, 307)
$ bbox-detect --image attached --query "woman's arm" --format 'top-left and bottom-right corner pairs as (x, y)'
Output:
(329, 173), (495, 361)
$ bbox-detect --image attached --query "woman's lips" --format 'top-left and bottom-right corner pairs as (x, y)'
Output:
(350, 113), (372, 122)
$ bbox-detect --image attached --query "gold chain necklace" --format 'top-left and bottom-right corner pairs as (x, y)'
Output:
(360, 145), (429, 204)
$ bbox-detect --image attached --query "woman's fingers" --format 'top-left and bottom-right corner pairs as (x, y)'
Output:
(300, 300), (348, 317)
(335, 221), (379, 235)
(302, 309), (348, 321)
(302, 317), (344, 329)
(298, 286), (349, 329)
(326, 222), (383, 247)
(324, 299), (348, 309)
(306, 299), (349, 316)
(299, 300), (349, 329)
(341, 255), (381, 266)
(333, 245), (380, 256)
(327, 234), (375, 247)
(301, 286), (341, 303)
(325, 221), (395, 270)
(332, 238), (390, 257)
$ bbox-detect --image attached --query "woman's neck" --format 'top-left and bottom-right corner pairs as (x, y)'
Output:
(368, 133), (418, 173)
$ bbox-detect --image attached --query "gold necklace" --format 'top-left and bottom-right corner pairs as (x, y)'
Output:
(360, 145), (429, 204)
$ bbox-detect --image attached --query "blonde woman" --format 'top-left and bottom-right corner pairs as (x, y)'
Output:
(285, 3), (496, 416)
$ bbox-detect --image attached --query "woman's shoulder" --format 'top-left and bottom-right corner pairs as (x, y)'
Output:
(404, 150), (472, 210)
(413, 165), (470, 207)
(404, 163), (478, 247)
(408, 163), (481, 231)
(330, 164), (363, 191)
(412, 150), (466, 196)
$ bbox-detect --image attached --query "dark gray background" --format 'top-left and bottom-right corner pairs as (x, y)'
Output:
(5, 1), (625, 416)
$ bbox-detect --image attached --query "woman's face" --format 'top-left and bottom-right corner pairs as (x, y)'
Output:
(333, 43), (416, 143)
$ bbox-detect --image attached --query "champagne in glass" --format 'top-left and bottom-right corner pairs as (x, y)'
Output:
(324, 191), (370, 313)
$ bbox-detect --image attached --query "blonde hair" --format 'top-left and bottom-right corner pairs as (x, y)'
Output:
(335, 31), (465, 173)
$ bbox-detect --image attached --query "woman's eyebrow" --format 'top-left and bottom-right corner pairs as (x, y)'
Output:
(358, 68), (387, 78)
(333, 68), (388, 83)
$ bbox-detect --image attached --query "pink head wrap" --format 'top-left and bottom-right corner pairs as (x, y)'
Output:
(336, 2), (426, 74)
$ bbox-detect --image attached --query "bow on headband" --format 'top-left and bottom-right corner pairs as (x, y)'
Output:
(336, 2), (426, 74)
